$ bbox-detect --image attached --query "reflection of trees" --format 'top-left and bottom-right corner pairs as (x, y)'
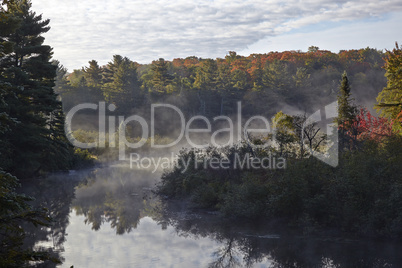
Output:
(20, 173), (83, 267)
(151, 201), (402, 268)
(209, 237), (242, 268)
(19, 168), (402, 267)
(72, 167), (158, 235)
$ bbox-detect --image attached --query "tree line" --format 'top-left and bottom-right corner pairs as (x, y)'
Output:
(156, 44), (402, 238)
(59, 47), (388, 124)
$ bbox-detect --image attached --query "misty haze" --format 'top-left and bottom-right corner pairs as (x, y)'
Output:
(1, 1), (402, 267)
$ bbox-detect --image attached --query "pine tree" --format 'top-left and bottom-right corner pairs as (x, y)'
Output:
(150, 58), (173, 92)
(81, 60), (104, 103)
(102, 55), (143, 114)
(337, 71), (356, 125)
(0, 0), (73, 177)
(336, 71), (357, 150)
(376, 42), (402, 132)
(83, 59), (103, 87)
(52, 60), (69, 95)
(0, 3), (61, 266)
(263, 60), (291, 91)
(194, 59), (217, 91)
(102, 55), (141, 113)
(0, 3), (20, 169)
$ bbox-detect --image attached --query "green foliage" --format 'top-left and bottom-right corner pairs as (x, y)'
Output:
(149, 58), (174, 93)
(336, 71), (357, 125)
(83, 60), (103, 87)
(308, 46), (320, 53)
(194, 59), (218, 90)
(0, 0), (74, 177)
(102, 55), (142, 113)
(336, 71), (358, 151)
(271, 111), (297, 150)
(0, 2), (78, 265)
(56, 47), (387, 125)
(376, 42), (402, 132)
(0, 170), (60, 267)
(263, 60), (292, 92)
(72, 148), (95, 168)
(157, 134), (402, 238)
(221, 174), (270, 219)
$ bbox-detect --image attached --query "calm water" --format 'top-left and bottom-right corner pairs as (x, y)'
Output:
(21, 166), (402, 268)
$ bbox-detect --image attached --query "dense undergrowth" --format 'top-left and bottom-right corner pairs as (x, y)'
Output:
(157, 136), (402, 238)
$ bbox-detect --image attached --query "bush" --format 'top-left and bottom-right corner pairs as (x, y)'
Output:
(156, 135), (402, 238)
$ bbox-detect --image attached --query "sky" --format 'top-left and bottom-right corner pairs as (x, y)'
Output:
(30, 0), (402, 71)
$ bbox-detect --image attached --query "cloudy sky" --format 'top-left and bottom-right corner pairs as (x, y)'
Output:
(31, 0), (402, 71)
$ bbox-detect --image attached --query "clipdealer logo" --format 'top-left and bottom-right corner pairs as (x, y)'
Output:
(65, 101), (339, 169)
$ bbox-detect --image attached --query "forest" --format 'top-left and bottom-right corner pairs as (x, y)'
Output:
(60, 46), (387, 124)
(1, 0), (402, 267)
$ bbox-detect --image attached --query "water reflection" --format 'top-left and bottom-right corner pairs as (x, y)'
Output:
(21, 171), (87, 267)
(151, 202), (402, 268)
(22, 167), (402, 267)
(71, 167), (157, 234)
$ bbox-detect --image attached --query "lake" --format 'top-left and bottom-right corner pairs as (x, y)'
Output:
(21, 166), (402, 268)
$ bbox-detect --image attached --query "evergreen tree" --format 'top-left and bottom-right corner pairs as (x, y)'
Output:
(102, 54), (123, 84)
(83, 59), (103, 87)
(194, 58), (217, 91)
(102, 55), (141, 113)
(81, 60), (104, 103)
(193, 59), (219, 116)
(0, 0), (73, 177)
(263, 60), (291, 92)
(150, 58), (173, 93)
(0, 2), (20, 169)
(376, 42), (402, 132)
(0, 2), (62, 266)
(336, 71), (357, 150)
(337, 71), (356, 125)
(52, 60), (69, 95)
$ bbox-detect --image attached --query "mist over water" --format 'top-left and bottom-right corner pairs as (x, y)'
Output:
(20, 166), (402, 268)
(39, 49), (396, 267)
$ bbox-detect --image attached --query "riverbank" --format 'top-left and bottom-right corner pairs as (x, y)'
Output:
(156, 136), (402, 239)
(18, 165), (402, 267)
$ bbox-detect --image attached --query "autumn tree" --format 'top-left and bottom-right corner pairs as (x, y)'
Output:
(348, 108), (394, 143)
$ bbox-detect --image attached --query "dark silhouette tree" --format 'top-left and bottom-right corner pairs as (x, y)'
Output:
(336, 71), (357, 150)
(0, 0), (73, 176)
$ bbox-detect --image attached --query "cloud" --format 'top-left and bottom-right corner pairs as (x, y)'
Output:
(239, 11), (402, 55)
(30, 0), (402, 70)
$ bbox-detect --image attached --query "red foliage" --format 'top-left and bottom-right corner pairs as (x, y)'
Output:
(183, 57), (200, 67)
(230, 58), (247, 72)
(172, 58), (184, 68)
(343, 108), (394, 142)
